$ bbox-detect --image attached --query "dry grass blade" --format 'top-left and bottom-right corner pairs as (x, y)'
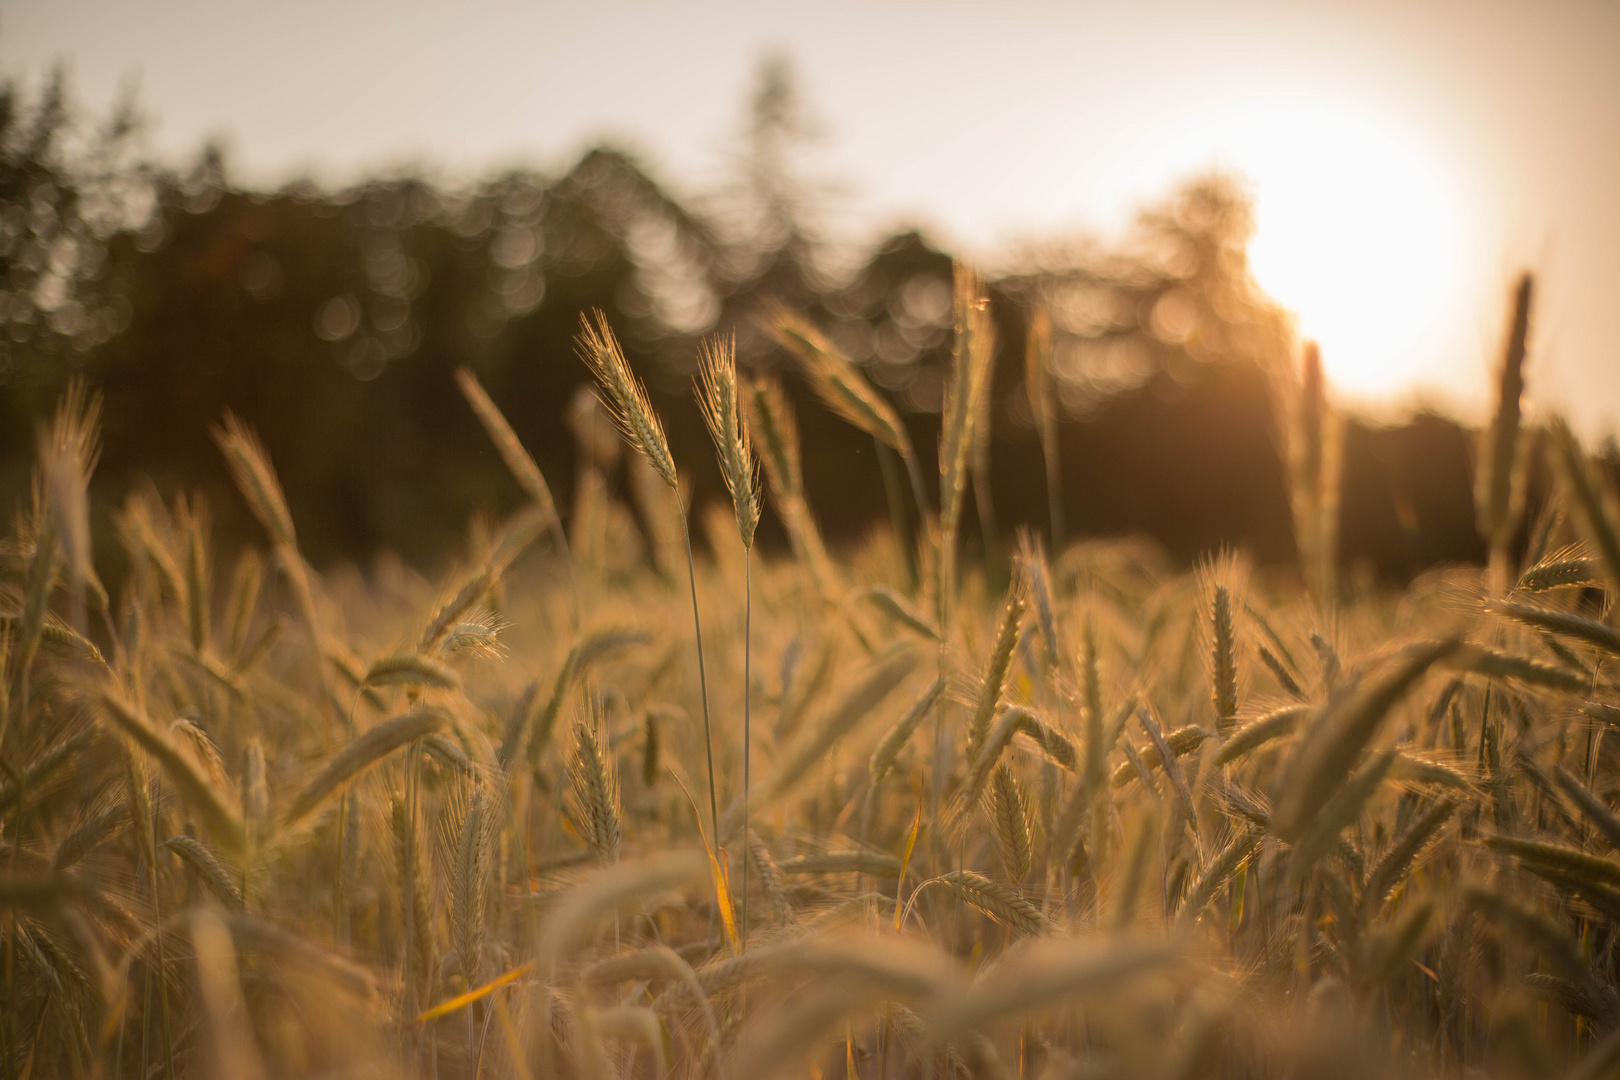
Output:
(767, 304), (912, 458)
(213, 413), (296, 549)
(1552, 764), (1620, 851)
(1447, 643), (1586, 692)
(1025, 305), (1063, 548)
(191, 908), (268, 1080)
(454, 366), (561, 525)
(591, 1006), (667, 1077)
(779, 850), (902, 876)
(1552, 419), (1620, 595)
(392, 794), (435, 1005)
(860, 585), (940, 640)
(182, 497), (210, 653)
(1290, 748), (1398, 885)
(503, 625), (651, 770)
(765, 644), (917, 801)
(100, 691), (247, 855)
(364, 652), (462, 691)
(539, 851), (705, 964)
(929, 937), (1175, 1032)
(1275, 637), (1461, 840)
(757, 933), (958, 999)
(278, 708), (449, 831)
(224, 549), (262, 658)
(940, 264), (992, 540)
(1257, 644), (1306, 699)
(577, 309), (678, 491)
(224, 912), (384, 1006)
(1355, 898), (1433, 993)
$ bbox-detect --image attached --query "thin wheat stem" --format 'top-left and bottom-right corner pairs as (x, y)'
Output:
(876, 438), (919, 589)
(680, 507), (720, 848)
(1044, 435), (1064, 553)
(742, 546), (752, 951)
(151, 797), (175, 1080)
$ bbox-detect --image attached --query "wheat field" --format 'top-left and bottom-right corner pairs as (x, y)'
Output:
(4, 268), (1620, 1080)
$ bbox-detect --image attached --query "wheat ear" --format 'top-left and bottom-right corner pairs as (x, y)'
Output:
(697, 333), (761, 944)
(577, 312), (719, 845)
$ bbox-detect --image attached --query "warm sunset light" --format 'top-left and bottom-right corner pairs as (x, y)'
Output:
(1092, 101), (1474, 402)
(1235, 107), (1469, 399)
(4, 5), (1620, 1077)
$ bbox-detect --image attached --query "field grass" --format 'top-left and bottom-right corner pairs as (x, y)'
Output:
(5, 268), (1620, 1080)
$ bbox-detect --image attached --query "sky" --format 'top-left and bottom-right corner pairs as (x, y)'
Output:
(5, 0), (1618, 437)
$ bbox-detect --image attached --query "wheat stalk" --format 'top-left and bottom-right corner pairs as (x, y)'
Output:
(1477, 274), (1533, 590)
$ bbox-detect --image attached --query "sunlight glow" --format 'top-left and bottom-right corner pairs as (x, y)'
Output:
(1235, 108), (1467, 398)
(1091, 101), (1473, 402)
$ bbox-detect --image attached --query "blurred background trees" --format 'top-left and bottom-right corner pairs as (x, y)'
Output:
(0, 58), (1586, 580)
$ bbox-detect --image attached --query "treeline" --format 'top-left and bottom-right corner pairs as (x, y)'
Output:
(0, 68), (1585, 582)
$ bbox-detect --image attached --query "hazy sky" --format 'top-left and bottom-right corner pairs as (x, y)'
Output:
(6, 0), (1619, 436)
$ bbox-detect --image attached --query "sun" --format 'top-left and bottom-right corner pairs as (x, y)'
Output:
(1089, 100), (1474, 403)
(1222, 106), (1470, 400)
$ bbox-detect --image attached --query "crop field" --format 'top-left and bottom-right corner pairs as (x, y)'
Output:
(5, 268), (1620, 1080)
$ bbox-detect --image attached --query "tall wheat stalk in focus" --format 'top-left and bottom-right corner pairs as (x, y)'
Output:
(696, 334), (759, 943)
(578, 311), (721, 843)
